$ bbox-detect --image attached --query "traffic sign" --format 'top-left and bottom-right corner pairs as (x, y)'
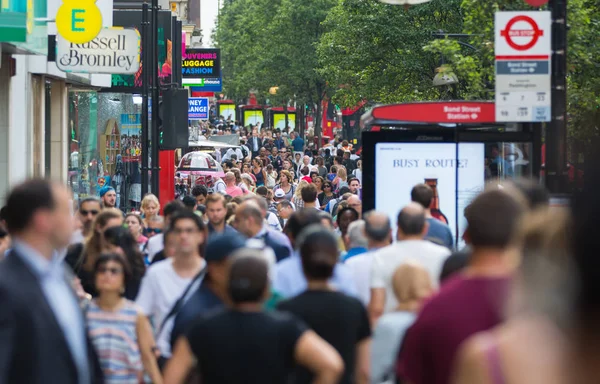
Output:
(524, 0), (549, 6)
(56, 0), (103, 44)
(495, 11), (551, 122)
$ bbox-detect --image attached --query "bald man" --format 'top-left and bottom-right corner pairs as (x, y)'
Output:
(368, 203), (451, 323)
(347, 195), (362, 219)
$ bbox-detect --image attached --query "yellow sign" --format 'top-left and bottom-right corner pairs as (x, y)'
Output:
(170, 2), (177, 11)
(56, 0), (102, 44)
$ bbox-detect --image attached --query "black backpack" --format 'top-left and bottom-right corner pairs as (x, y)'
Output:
(241, 145), (249, 159)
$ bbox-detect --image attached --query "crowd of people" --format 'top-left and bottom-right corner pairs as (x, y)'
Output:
(1, 125), (600, 384)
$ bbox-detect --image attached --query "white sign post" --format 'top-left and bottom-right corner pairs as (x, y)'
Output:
(56, 28), (140, 74)
(495, 11), (552, 122)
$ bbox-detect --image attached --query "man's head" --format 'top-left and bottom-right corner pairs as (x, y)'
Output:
(223, 161), (234, 171)
(205, 193), (227, 228)
(284, 210), (323, 249)
(274, 188), (286, 202)
(224, 171), (236, 186)
(345, 220), (368, 251)
(277, 200), (294, 220)
(348, 178), (361, 194)
(364, 210), (392, 247)
(163, 200), (186, 227)
(463, 189), (524, 250)
(144, 216), (164, 238)
(169, 210), (207, 257)
(4, 180), (74, 250)
(411, 184), (433, 210)
(205, 233), (247, 289)
(396, 202), (428, 240)
(347, 195), (362, 217)
(192, 185), (208, 206)
(79, 197), (102, 236)
(234, 201), (264, 238)
(100, 186), (117, 208)
(255, 186), (268, 198)
(303, 155), (311, 165)
(301, 183), (318, 204)
(182, 195), (197, 212)
(297, 224), (339, 281)
(228, 250), (270, 305)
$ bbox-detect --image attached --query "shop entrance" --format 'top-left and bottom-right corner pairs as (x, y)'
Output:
(361, 101), (541, 246)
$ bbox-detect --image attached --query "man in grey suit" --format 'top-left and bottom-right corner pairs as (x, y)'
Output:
(0, 179), (103, 384)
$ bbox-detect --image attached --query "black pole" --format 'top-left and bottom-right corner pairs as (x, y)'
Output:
(150, 0), (160, 197)
(141, 2), (150, 197)
(546, 0), (568, 193)
(284, 103), (289, 132)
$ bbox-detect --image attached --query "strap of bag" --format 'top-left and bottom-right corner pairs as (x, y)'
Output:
(156, 265), (207, 336)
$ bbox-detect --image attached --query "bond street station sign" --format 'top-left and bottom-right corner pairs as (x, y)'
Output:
(56, 27), (140, 74)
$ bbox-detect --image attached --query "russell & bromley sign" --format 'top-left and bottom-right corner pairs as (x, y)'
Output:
(56, 28), (140, 74)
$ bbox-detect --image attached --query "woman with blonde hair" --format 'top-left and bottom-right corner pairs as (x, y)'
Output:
(241, 173), (256, 194)
(65, 208), (125, 297)
(292, 179), (309, 209)
(276, 169), (296, 201)
(140, 193), (160, 227)
(333, 167), (348, 193)
(452, 208), (573, 384)
(372, 262), (435, 384)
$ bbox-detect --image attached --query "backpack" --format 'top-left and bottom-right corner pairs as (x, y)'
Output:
(241, 145), (249, 159)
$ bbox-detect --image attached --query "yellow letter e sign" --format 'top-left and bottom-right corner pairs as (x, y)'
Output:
(56, 0), (103, 44)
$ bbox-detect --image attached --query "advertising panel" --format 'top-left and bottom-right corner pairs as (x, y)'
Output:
(219, 104), (236, 121)
(120, 113), (141, 162)
(273, 113), (296, 130)
(57, 28), (140, 73)
(190, 77), (222, 92)
(375, 142), (485, 243)
(244, 110), (264, 126)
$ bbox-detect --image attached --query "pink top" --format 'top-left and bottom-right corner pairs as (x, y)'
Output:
(225, 185), (245, 197)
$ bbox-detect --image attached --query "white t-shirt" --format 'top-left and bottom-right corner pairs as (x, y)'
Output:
(345, 252), (374, 307)
(370, 240), (451, 312)
(136, 258), (201, 356)
(144, 233), (164, 262)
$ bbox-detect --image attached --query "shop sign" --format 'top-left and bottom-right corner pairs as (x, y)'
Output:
(188, 97), (209, 120)
(182, 48), (221, 83)
(190, 77), (223, 92)
(56, 28), (140, 74)
(56, 0), (102, 44)
(495, 11), (551, 122)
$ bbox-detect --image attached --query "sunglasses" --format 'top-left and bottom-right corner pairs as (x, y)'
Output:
(324, 185), (332, 188)
(97, 266), (123, 276)
(145, 228), (163, 234)
(80, 209), (99, 216)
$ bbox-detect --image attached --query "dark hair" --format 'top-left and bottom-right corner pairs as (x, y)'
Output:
(338, 186), (351, 196)
(464, 189), (523, 248)
(301, 183), (318, 203)
(336, 207), (359, 227)
(4, 179), (56, 233)
(228, 251), (269, 304)
(440, 250), (470, 282)
(300, 167), (309, 176)
(79, 197), (101, 210)
(94, 253), (132, 293)
(102, 226), (146, 280)
(182, 195), (197, 209)
(347, 177), (359, 186)
(364, 211), (391, 242)
(191, 185), (208, 198)
(255, 186), (268, 197)
(277, 200), (293, 210)
(334, 156), (343, 164)
(284, 210), (323, 248)
(224, 160), (235, 169)
(169, 211), (208, 258)
(163, 200), (186, 218)
(509, 178), (550, 210)
(397, 206), (426, 235)
(411, 184), (433, 209)
(298, 225), (338, 280)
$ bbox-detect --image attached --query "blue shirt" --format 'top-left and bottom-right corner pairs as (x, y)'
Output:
(273, 251), (358, 299)
(292, 137), (305, 152)
(13, 240), (90, 384)
(170, 280), (224, 348)
(342, 247), (368, 262)
(425, 218), (454, 249)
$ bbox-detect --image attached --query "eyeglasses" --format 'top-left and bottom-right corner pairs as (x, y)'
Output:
(80, 209), (99, 216)
(145, 228), (162, 234)
(97, 266), (123, 276)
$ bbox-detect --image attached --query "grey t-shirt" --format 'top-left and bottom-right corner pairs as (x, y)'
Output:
(425, 218), (454, 249)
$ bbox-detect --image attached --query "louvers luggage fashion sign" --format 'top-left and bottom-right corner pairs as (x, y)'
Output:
(56, 27), (141, 74)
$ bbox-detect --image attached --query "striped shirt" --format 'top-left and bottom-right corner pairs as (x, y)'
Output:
(86, 300), (143, 384)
